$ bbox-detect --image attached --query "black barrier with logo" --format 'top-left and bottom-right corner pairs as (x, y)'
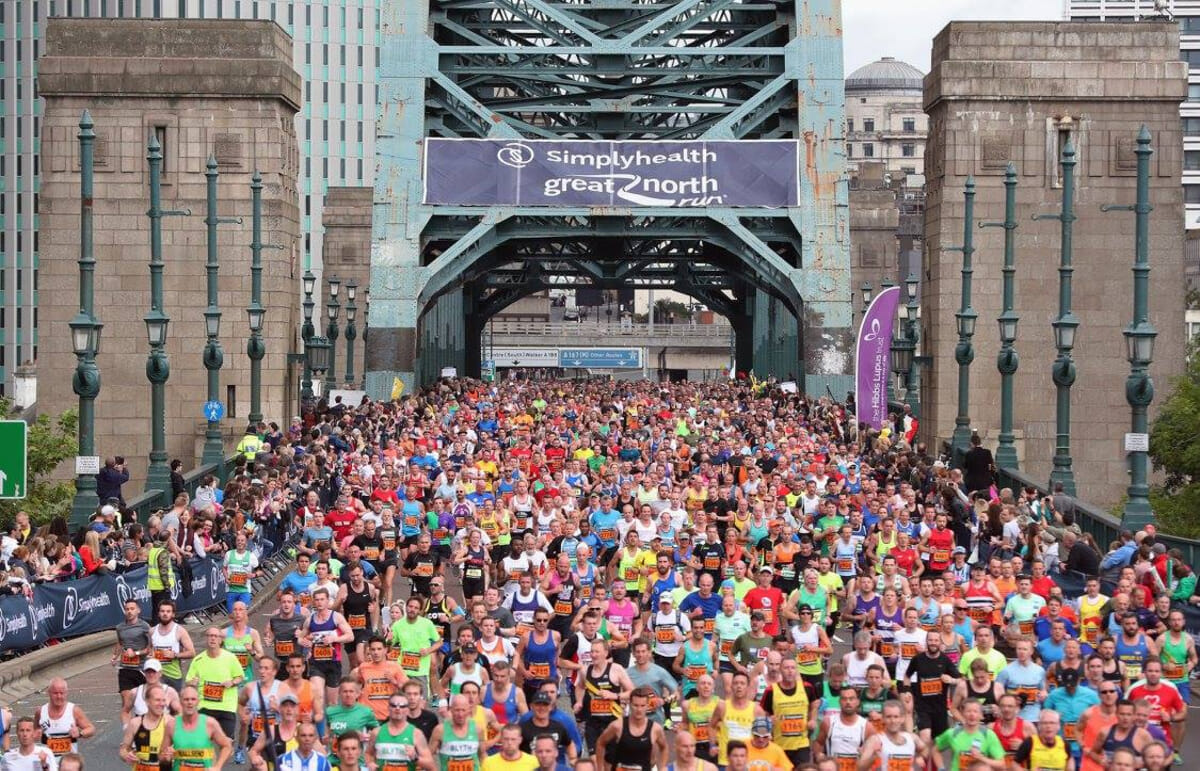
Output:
(0, 557), (228, 653)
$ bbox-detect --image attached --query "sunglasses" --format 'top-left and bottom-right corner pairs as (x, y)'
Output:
(1101, 689), (1118, 695)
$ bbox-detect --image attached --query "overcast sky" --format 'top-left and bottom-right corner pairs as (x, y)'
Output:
(842, 0), (1063, 75)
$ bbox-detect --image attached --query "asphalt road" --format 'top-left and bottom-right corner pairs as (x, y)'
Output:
(13, 582), (1200, 770)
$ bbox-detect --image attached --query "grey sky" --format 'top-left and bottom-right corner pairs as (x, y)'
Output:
(842, 0), (1063, 76)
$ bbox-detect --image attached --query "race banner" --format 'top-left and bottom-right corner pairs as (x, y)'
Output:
(855, 286), (902, 431)
(0, 556), (228, 653)
(423, 139), (799, 208)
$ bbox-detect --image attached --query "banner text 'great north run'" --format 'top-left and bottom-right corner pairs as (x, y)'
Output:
(423, 140), (799, 208)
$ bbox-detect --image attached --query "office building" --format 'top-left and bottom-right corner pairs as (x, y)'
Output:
(845, 57), (928, 175)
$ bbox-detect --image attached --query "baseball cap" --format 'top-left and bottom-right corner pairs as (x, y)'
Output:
(658, 594), (674, 605)
(1058, 668), (1080, 687)
(532, 692), (554, 705)
(460, 642), (478, 654)
(759, 565), (774, 575)
(953, 546), (967, 555)
(279, 693), (300, 705)
(752, 718), (772, 736)
(143, 658), (162, 672)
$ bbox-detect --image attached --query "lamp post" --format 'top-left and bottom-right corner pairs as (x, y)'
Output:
(903, 272), (921, 417)
(1042, 141), (1079, 496)
(982, 164), (1021, 470)
(300, 270), (316, 406)
(343, 281), (358, 386)
(246, 171), (266, 426)
(144, 132), (186, 498)
(201, 155), (236, 468)
(361, 293), (369, 389)
(1117, 127), (1158, 528)
(859, 282), (873, 327)
(70, 110), (103, 529)
(307, 335), (332, 385)
(950, 178), (978, 463)
(324, 278), (341, 394)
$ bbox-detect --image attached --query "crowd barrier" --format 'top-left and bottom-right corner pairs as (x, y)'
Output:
(0, 556), (228, 653)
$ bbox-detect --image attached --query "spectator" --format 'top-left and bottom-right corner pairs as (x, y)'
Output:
(78, 530), (110, 576)
(1062, 530), (1100, 576)
(962, 434), (995, 495)
(169, 459), (186, 501)
(96, 456), (130, 507)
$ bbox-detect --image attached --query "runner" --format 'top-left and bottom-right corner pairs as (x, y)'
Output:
(932, 700), (1005, 771)
(593, 687), (669, 771)
(237, 657), (282, 768)
(172, 685), (234, 770)
(132, 659), (183, 718)
(275, 721), (330, 771)
(151, 600), (196, 695)
(115, 598), (154, 726)
(338, 561), (382, 669)
(481, 724), (536, 771)
(856, 700), (928, 771)
(759, 657), (816, 766)
(513, 608), (559, 703)
(814, 686), (872, 771)
(711, 671), (764, 769)
(6, 716), (60, 771)
(225, 531), (262, 613)
(430, 694), (488, 771)
(670, 729), (718, 771)
(368, 691), (434, 771)
(265, 590), (308, 678)
(574, 638), (633, 754)
(1012, 710), (1072, 771)
(120, 682), (174, 771)
(300, 585), (356, 705)
(324, 677), (380, 750)
(223, 601), (265, 718)
(37, 678), (95, 760)
(356, 636), (410, 722)
(390, 596), (442, 700)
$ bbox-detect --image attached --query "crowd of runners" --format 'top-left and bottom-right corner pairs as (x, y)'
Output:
(3, 376), (1195, 771)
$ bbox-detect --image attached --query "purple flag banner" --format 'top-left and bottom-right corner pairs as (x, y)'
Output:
(855, 286), (901, 430)
(423, 139), (798, 208)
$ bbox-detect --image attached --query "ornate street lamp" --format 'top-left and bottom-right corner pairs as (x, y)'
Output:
(903, 272), (921, 416)
(300, 270), (316, 405)
(950, 178), (978, 463)
(70, 110), (103, 529)
(344, 281), (358, 386)
(201, 155), (230, 468)
(880, 279), (898, 406)
(1043, 140), (1079, 496)
(246, 170), (266, 426)
(325, 278), (341, 393)
(307, 335), (332, 380)
(983, 164), (1020, 470)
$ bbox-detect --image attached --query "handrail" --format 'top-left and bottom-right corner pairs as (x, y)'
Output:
(125, 453), (238, 517)
(996, 465), (1200, 567)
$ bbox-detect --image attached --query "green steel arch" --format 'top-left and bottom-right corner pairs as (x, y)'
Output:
(367, 0), (852, 393)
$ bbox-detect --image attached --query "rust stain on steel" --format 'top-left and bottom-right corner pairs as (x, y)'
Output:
(803, 130), (819, 198)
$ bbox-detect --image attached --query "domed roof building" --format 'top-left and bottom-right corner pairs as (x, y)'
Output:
(844, 57), (928, 176)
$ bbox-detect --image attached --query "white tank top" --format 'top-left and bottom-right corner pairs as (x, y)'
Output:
(827, 715), (868, 759)
(879, 732), (918, 771)
(38, 702), (77, 755)
(133, 683), (179, 717)
(844, 653), (873, 688)
(151, 622), (182, 657)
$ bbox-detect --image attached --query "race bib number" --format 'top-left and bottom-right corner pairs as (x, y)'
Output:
(598, 528), (617, 543)
(555, 599), (575, 616)
(1018, 620), (1035, 636)
(202, 682), (226, 702)
(836, 557), (854, 573)
(590, 698), (617, 716)
(834, 757), (857, 771)
(797, 650), (819, 665)
(884, 758), (913, 771)
(655, 627), (676, 644)
(366, 681), (394, 700)
(313, 644), (335, 661)
(877, 641), (897, 658)
(624, 567), (639, 583)
(932, 550), (950, 564)
(968, 607), (991, 623)
(1124, 663), (1143, 680)
(252, 715), (269, 734)
(1084, 626), (1100, 645)
(120, 651), (142, 667)
(45, 735), (72, 755)
(235, 651), (251, 669)
(348, 614), (368, 630)
(1063, 722), (1078, 742)
(401, 651), (421, 670)
(720, 639), (735, 658)
(229, 571), (249, 589)
(780, 565), (796, 580)
(153, 647), (174, 662)
(465, 566), (484, 580)
(274, 640), (295, 658)
(780, 716), (807, 736)
(1164, 662), (1186, 680)
(693, 723), (710, 742)
(365, 547), (381, 561)
(900, 643), (919, 659)
(508, 570), (525, 583)
(685, 665), (708, 681)
(918, 679), (942, 697)
(447, 758), (475, 771)
(529, 662), (551, 680)
(703, 618), (715, 635)
(704, 556), (721, 570)
(383, 536), (398, 551)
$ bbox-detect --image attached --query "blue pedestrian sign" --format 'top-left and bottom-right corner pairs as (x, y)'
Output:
(203, 400), (225, 422)
(558, 348), (642, 369)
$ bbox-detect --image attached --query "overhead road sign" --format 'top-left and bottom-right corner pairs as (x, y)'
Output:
(558, 348), (642, 369)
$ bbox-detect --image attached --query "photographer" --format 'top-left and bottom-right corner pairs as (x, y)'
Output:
(96, 456), (130, 508)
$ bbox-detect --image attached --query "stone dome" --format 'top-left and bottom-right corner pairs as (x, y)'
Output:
(846, 57), (924, 93)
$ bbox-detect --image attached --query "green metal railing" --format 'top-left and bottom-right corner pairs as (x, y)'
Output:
(996, 465), (1200, 568)
(123, 452), (240, 521)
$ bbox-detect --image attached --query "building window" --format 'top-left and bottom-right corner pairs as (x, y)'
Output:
(1187, 151), (1200, 171)
(1054, 123), (1073, 187)
(901, 166), (916, 175)
(154, 126), (168, 173)
(1190, 84), (1200, 101)
(862, 143), (874, 158)
(902, 144), (915, 157)
(863, 118), (875, 132)
(1186, 185), (1200, 204)
(847, 118), (854, 133)
(1183, 49), (1200, 67)
(846, 143), (853, 157)
(903, 118), (916, 132)
(1185, 117), (1200, 134)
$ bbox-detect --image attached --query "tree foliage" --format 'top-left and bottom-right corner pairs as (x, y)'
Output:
(1148, 341), (1200, 538)
(0, 400), (78, 526)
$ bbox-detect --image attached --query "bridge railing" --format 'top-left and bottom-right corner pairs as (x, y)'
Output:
(996, 465), (1200, 567)
(488, 320), (732, 340)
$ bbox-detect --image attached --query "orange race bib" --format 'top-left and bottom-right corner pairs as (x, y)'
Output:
(383, 536), (397, 551)
(202, 682), (225, 702)
(1013, 686), (1039, 705)
(885, 758), (913, 771)
(229, 571), (249, 589)
(779, 716), (807, 736)
(685, 665), (708, 681)
(834, 757), (857, 771)
(968, 607), (991, 623)
(366, 681), (394, 700)
(529, 662), (551, 680)
(1018, 620), (1034, 636)
(312, 644), (334, 661)
(120, 651), (142, 667)
(900, 643), (919, 659)
(836, 558), (854, 573)
(1063, 722), (1078, 742)
(797, 650), (819, 665)
(153, 647), (174, 662)
(918, 679), (942, 697)
(508, 570), (524, 583)
(720, 639), (735, 658)
(555, 599), (575, 616)
(135, 763), (161, 771)
(877, 641), (897, 658)
(590, 698), (618, 716)
(704, 556), (721, 570)
(693, 723), (711, 742)
(1164, 662), (1186, 680)
(1084, 626), (1101, 645)
(624, 567), (639, 583)
(598, 528), (617, 543)
(448, 758), (475, 771)
(299, 594), (313, 609)
(932, 550), (950, 564)
(365, 547), (381, 561)
(703, 618), (715, 635)
(414, 563), (434, 578)
(274, 640), (295, 658)
(235, 652), (251, 669)
(252, 715), (269, 734)
(45, 735), (72, 755)
(516, 623), (534, 638)
(348, 614), (368, 630)
(401, 651), (421, 670)
(655, 627), (676, 644)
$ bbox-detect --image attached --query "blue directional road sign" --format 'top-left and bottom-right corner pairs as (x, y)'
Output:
(558, 348), (642, 369)
(203, 400), (225, 422)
